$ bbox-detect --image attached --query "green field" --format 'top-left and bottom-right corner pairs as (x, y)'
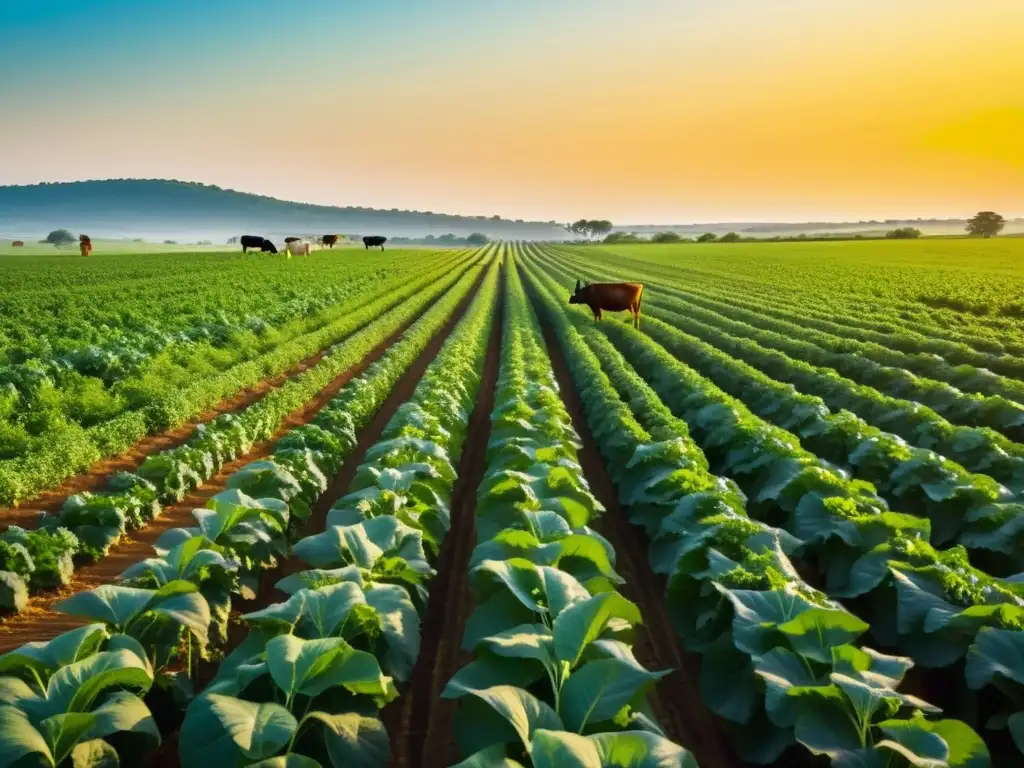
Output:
(0, 240), (1021, 768)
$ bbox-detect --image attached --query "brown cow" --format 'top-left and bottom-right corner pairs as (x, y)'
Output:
(12, 240), (24, 247)
(569, 279), (644, 329)
(321, 234), (339, 248)
(79, 234), (92, 257)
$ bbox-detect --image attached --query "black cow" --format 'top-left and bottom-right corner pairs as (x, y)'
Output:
(363, 235), (387, 251)
(240, 235), (278, 254)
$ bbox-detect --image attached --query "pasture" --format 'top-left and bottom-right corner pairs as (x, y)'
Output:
(0, 239), (1022, 767)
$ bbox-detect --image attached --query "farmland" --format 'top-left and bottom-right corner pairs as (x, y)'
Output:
(1, 239), (1022, 768)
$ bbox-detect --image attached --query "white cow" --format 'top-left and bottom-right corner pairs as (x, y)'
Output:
(285, 239), (312, 258)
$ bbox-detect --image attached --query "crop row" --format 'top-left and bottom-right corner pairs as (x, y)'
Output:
(547, 247), (1024, 436)
(542, 248), (1024, 493)
(524, 244), (1023, 763)
(534, 250), (1024, 567)
(0, 251), (497, 767)
(0, 249), (474, 507)
(440, 257), (699, 766)
(518, 246), (999, 766)
(0, 250), (489, 612)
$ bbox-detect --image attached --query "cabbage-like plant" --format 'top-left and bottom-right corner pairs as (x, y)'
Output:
(179, 634), (395, 767)
(0, 624), (160, 766)
(120, 536), (241, 646)
(54, 580), (211, 671)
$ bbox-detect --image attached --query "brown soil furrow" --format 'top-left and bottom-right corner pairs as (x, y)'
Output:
(528, 288), (741, 768)
(0, 273), (482, 651)
(0, 253), (468, 526)
(384, 265), (504, 768)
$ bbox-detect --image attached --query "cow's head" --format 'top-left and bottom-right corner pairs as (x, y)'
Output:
(569, 278), (587, 304)
(262, 240), (278, 253)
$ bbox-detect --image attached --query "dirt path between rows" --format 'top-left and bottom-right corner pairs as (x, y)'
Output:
(0, 253), (469, 528)
(138, 267), (492, 768)
(525, 285), (741, 768)
(383, 265), (504, 768)
(0, 267), (485, 653)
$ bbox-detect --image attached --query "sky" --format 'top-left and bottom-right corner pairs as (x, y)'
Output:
(0, 0), (1021, 224)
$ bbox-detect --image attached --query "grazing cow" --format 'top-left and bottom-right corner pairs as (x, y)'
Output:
(363, 235), (387, 251)
(79, 234), (93, 257)
(568, 279), (644, 329)
(284, 236), (301, 244)
(321, 234), (339, 248)
(12, 240), (24, 247)
(286, 239), (311, 258)
(240, 235), (277, 254)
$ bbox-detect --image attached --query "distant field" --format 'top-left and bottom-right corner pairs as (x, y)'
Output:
(597, 236), (1024, 321)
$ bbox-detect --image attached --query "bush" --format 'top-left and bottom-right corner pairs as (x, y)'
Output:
(466, 233), (489, 245)
(604, 232), (643, 244)
(696, 232), (717, 243)
(651, 232), (682, 244)
(885, 227), (922, 239)
(719, 232), (741, 242)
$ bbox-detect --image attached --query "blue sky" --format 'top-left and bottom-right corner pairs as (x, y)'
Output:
(1, 0), (1021, 222)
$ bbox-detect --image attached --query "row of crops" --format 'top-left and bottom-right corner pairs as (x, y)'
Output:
(0, 248), (500, 766)
(1, 236), (1021, 767)
(0, 248), (473, 506)
(518, 242), (1021, 765)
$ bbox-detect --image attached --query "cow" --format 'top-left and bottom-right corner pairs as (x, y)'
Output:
(363, 235), (387, 250)
(286, 239), (311, 258)
(568, 279), (644, 329)
(321, 234), (339, 248)
(240, 235), (278, 254)
(12, 240), (24, 247)
(79, 234), (93, 257)
(284, 236), (301, 244)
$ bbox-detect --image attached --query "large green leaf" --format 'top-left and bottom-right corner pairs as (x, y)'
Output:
(559, 658), (667, 732)
(264, 635), (391, 699)
(306, 712), (389, 768)
(553, 593), (642, 665)
(0, 704), (53, 767)
(452, 744), (525, 767)
(207, 694), (297, 761)
(450, 685), (562, 754)
(0, 624), (109, 684)
(530, 729), (698, 767)
(964, 627), (1024, 689)
(777, 607), (869, 663)
(82, 691), (160, 750)
(877, 716), (990, 768)
(47, 649), (153, 716)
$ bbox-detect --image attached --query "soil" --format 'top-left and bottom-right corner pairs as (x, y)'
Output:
(524, 272), (742, 768)
(0, 252), (469, 527)
(0, 266), (484, 653)
(383, 263), (504, 768)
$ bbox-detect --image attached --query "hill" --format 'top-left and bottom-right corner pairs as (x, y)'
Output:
(0, 179), (568, 242)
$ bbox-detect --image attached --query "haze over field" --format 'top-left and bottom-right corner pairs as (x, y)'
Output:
(1, 0), (1021, 226)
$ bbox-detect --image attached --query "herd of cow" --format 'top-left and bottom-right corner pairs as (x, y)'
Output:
(239, 234), (387, 255)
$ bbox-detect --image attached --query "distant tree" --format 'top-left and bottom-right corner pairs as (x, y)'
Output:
(966, 211), (1006, 238)
(44, 228), (75, 245)
(885, 227), (922, 239)
(696, 232), (718, 243)
(226, 236), (239, 244)
(466, 232), (490, 245)
(604, 232), (643, 244)
(719, 232), (741, 243)
(588, 220), (613, 239)
(651, 231), (682, 244)
(163, 240), (177, 245)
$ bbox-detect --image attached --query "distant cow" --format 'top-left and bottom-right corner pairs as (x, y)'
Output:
(286, 239), (311, 258)
(321, 234), (339, 248)
(363, 235), (387, 250)
(240, 235), (278, 254)
(569, 279), (644, 329)
(79, 234), (93, 257)
(11, 240), (24, 247)
(284, 236), (301, 244)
